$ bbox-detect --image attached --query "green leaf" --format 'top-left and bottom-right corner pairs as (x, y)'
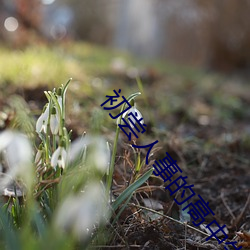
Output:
(0, 207), (21, 250)
(62, 78), (72, 98)
(32, 209), (45, 237)
(112, 168), (153, 211)
(135, 152), (141, 172)
(126, 91), (141, 103)
(112, 192), (133, 225)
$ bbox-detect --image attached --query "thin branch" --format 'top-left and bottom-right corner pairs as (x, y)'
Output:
(220, 189), (236, 221)
(234, 192), (250, 227)
(129, 203), (215, 239)
(89, 245), (141, 249)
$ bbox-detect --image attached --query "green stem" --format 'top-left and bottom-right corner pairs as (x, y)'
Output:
(44, 138), (50, 164)
(105, 91), (141, 199)
(49, 92), (63, 136)
(136, 78), (154, 125)
(106, 125), (120, 197)
(62, 78), (71, 127)
(52, 134), (56, 152)
(45, 98), (53, 164)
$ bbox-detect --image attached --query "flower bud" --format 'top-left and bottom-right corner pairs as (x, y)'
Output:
(36, 103), (50, 134)
(50, 106), (59, 135)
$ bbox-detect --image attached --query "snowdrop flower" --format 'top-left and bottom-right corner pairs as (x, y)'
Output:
(92, 137), (110, 173)
(50, 106), (60, 135)
(36, 103), (50, 134)
(67, 135), (89, 163)
(54, 182), (109, 240)
(121, 105), (144, 128)
(57, 95), (63, 112)
(0, 130), (33, 190)
(51, 143), (67, 169)
(35, 144), (43, 164)
(67, 135), (110, 173)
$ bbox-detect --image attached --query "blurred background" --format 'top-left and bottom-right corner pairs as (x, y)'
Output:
(1, 0), (250, 72)
(1, 0), (250, 150)
(0, 1), (250, 248)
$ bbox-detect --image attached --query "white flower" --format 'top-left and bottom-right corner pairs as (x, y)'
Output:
(54, 182), (109, 240)
(36, 104), (50, 134)
(57, 95), (63, 112)
(67, 135), (110, 173)
(67, 136), (88, 163)
(92, 138), (110, 173)
(35, 144), (43, 164)
(122, 106), (144, 128)
(35, 149), (42, 164)
(51, 146), (67, 169)
(50, 106), (60, 135)
(0, 130), (33, 190)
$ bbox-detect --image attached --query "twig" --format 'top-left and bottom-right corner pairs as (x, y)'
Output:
(39, 177), (60, 184)
(220, 189), (236, 221)
(34, 180), (59, 198)
(234, 192), (250, 227)
(166, 180), (183, 216)
(184, 221), (187, 250)
(106, 220), (128, 247)
(185, 239), (218, 249)
(197, 157), (208, 179)
(136, 185), (166, 193)
(114, 185), (165, 194)
(89, 245), (141, 248)
(128, 203), (214, 239)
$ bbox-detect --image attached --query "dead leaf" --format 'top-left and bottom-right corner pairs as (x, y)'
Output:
(237, 231), (250, 248)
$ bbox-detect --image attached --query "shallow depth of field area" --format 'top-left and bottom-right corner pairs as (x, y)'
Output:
(0, 1), (250, 250)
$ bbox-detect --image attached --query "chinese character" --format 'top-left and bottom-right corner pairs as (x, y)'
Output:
(174, 184), (195, 205)
(153, 152), (183, 182)
(182, 194), (214, 226)
(205, 220), (228, 244)
(224, 241), (242, 250)
(100, 89), (132, 119)
(165, 175), (188, 195)
(119, 110), (147, 141)
(132, 140), (159, 164)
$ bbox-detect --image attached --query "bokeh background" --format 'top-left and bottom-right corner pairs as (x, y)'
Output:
(2, 0), (250, 71)
(0, 1), (250, 249)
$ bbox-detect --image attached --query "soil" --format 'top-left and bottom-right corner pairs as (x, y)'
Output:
(1, 69), (250, 250)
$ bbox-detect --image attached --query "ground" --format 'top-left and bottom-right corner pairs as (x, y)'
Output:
(0, 42), (249, 249)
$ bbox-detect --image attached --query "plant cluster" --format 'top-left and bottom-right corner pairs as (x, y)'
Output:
(0, 79), (152, 250)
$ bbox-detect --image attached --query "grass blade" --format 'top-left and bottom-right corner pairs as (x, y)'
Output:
(112, 168), (153, 211)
